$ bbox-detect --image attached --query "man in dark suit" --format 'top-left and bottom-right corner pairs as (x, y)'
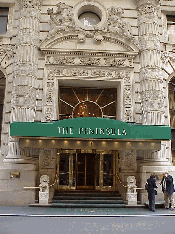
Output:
(160, 172), (174, 210)
(147, 174), (158, 212)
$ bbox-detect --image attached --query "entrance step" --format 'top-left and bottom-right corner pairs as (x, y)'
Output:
(53, 196), (123, 200)
(52, 200), (124, 204)
(51, 191), (125, 208)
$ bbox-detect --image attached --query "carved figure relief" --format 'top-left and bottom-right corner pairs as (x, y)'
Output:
(120, 150), (137, 171)
(41, 2), (138, 123)
(46, 55), (133, 67)
(46, 2), (133, 42)
(107, 6), (132, 38)
(47, 2), (75, 33)
(40, 149), (55, 169)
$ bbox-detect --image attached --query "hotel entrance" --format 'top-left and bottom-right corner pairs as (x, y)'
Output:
(56, 150), (117, 191)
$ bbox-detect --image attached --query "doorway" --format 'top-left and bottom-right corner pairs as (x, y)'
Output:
(56, 150), (116, 191)
(76, 153), (95, 190)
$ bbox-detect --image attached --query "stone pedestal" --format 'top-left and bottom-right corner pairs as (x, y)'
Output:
(126, 193), (137, 206)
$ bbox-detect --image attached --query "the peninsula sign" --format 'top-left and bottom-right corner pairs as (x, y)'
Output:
(10, 118), (171, 140)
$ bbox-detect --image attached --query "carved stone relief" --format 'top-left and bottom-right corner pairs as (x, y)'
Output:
(39, 149), (56, 169)
(143, 141), (171, 164)
(5, 0), (42, 162)
(120, 150), (137, 172)
(19, 0), (42, 10)
(46, 2), (134, 43)
(43, 55), (133, 122)
(46, 55), (133, 68)
(0, 44), (15, 62)
(11, 0), (41, 124)
(137, 0), (165, 126)
(41, 2), (138, 123)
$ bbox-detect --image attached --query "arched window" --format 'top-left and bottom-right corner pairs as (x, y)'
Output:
(0, 70), (6, 141)
(79, 12), (101, 27)
(59, 88), (117, 120)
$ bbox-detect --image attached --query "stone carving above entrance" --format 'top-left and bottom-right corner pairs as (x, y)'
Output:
(47, 2), (74, 34)
(47, 2), (132, 38)
(41, 1), (138, 123)
(43, 66), (133, 122)
(40, 1), (138, 52)
(46, 55), (133, 68)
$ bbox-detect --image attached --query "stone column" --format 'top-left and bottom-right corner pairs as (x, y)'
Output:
(137, 0), (164, 125)
(136, 0), (171, 166)
(4, 0), (41, 163)
(135, 1), (174, 204)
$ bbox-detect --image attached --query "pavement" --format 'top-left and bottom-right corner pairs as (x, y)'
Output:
(1, 206), (175, 234)
(0, 206), (175, 217)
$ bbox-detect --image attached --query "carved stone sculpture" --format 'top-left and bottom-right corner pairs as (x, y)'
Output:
(126, 176), (137, 205)
(46, 2), (133, 41)
(39, 175), (49, 205)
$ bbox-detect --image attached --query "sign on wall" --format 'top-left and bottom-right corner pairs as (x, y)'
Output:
(10, 118), (171, 140)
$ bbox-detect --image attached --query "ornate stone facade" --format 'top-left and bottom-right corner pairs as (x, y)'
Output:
(5, 0), (42, 163)
(46, 2), (133, 42)
(0, 0), (174, 206)
(43, 53), (134, 122)
(12, 0), (41, 122)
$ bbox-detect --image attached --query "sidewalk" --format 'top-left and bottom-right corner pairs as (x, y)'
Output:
(0, 206), (175, 217)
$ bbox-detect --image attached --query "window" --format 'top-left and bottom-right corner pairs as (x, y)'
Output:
(59, 87), (117, 120)
(0, 7), (9, 34)
(79, 12), (101, 27)
(167, 15), (175, 42)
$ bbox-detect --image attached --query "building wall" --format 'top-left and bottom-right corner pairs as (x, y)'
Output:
(0, 0), (175, 206)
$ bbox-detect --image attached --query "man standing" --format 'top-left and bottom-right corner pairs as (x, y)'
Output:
(147, 174), (158, 212)
(160, 172), (174, 210)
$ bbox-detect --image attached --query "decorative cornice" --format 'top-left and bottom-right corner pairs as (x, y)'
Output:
(40, 32), (139, 53)
(43, 50), (137, 58)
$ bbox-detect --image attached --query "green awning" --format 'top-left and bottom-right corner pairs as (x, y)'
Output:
(10, 118), (171, 140)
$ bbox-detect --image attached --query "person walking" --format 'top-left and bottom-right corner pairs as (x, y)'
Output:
(146, 174), (158, 212)
(160, 172), (174, 210)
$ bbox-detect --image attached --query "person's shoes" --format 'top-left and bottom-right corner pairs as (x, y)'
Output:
(164, 207), (169, 209)
(151, 210), (156, 212)
(170, 208), (174, 211)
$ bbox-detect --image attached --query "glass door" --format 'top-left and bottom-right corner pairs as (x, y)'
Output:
(59, 153), (69, 187)
(103, 154), (113, 186)
(77, 153), (95, 189)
